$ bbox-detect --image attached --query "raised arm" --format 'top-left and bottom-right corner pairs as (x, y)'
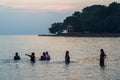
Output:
(25, 54), (31, 57)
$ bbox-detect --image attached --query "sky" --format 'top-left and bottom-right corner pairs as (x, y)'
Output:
(0, 0), (119, 35)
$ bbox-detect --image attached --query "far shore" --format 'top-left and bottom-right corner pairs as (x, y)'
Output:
(38, 33), (120, 37)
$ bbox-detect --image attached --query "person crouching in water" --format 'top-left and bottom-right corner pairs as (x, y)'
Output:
(39, 52), (46, 61)
(65, 51), (70, 64)
(14, 52), (21, 60)
(100, 49), (106, 67)
(25, 52), (36, 63)
(39, 52), (51, 61)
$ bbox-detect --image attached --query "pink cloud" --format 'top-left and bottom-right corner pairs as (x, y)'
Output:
(4, 4), (75, 12)
(0, 0), (117, 13)
(0, 0), (78, 12)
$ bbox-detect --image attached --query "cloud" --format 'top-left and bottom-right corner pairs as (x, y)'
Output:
(0, 0), (118, 13)
(0, 4), (72, 34)
(0, 0), (119, 34)
(0, 0), (78, 13)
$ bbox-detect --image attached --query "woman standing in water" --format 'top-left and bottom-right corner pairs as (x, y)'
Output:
(65, 51), (70, 64)
(100, 49), (106, 67)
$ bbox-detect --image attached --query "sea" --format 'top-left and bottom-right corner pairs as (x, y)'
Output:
(0, 35), (120, 80)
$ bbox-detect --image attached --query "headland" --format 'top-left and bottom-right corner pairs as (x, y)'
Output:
(38, 33), (120, 37)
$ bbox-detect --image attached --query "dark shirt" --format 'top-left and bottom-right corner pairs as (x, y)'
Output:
(100, 52), (106, 60)
(39, 56), (44, 61)
(30, 56), (35, 62)
(65, 55), (70, 63)
(14, 56), (21, 60)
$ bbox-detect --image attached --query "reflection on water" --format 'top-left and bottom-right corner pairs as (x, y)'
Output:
(0, 35), (120, 80)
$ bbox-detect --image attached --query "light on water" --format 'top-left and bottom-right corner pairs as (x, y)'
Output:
(0, 35), (120, 80)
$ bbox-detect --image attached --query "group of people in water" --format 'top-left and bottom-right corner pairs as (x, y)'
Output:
(14, 49), (106, 67)
(39, 51), (51, 61)
(14, 51), (51, 63)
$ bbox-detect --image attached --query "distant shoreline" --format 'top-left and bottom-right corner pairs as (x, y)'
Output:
(38, 33), (120, 37)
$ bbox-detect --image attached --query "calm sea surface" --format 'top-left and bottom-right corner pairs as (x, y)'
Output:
(0, 35), (120, 80)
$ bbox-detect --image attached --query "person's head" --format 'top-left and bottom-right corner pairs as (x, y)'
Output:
(46, 51), (48, 55)
(43, 52), (46, 56)
(100, 49), (104, 53)
(15, 52), (18, 56)
(32, 52), (35, 56)
(40, 56), (44, 60)
(66, 51), (69, 55)
(41, 56), (43, 58)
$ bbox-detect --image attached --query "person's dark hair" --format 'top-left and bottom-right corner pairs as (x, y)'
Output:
(16, 52), (18, 55)
(32, 52), (35, 55)
(46, 51), (48, 54)
(100, 49), (104, 53)
(43, 52), (46, 55)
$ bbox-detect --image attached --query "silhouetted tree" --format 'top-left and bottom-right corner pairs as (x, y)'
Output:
(49, 2), (120, 34)
(49, 23), (63, 34)
(63, 11), (82, 32)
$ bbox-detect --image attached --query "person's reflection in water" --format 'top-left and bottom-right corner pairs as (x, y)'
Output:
(64, 63), (70, 80)
(100, 65), (106, 79)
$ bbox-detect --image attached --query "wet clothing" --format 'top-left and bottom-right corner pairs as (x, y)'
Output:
(100, 52), (106, 67)
(65, 55), (70, 64)
(26, 54), (35, 63)
(30, 55), (35, 62)
(39, 56), (44, 61)
(14, 56), (21, 60)
(100, 53), (106, 60)
(46, 54), (51, 60)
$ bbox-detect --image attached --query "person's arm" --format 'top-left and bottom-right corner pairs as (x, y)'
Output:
(19, 56), (21, 60)
(104, 53), (107, 58)
(25, 54), (31, 57)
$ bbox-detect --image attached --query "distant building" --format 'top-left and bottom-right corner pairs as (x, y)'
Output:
(67, 25), (73, 33)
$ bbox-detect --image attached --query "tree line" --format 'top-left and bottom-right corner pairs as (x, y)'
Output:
(48, 2), (120, 34)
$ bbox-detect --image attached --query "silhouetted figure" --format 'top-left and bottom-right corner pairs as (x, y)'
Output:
(39, 56), (44, 61)
(39, 52), (46, 61)
(25, 52), (36, 63)
(43, 52), (46, 60)
(14, 52), (21, 60)
(46, 51), (51, 60)
(65, 51), (70, 64)
(100, 49), (106, 67)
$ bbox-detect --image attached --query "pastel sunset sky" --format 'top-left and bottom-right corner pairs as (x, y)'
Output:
(0, 0), (119, 34)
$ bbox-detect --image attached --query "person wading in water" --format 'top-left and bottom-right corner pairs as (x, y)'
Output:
(100, 49), (106, 67)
